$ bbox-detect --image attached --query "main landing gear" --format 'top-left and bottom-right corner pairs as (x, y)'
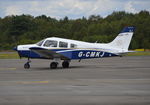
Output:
(50, 62), (58, 69)
(62, 61), (69, 68)
(50, 60), (70, 69)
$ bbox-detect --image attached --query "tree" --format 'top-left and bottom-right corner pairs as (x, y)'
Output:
(0, 11), (150, 50)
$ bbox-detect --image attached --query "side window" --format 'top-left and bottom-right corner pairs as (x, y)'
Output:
(59, 41), (68, 48)
(43, 40), (57, 47)
(70, 44), (77, 48)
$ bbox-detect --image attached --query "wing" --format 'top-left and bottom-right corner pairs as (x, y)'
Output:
(29, 47), (70, 60)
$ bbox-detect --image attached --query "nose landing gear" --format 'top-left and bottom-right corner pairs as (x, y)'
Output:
(24, 58), (31, 69)
(24, 62), (30, 69)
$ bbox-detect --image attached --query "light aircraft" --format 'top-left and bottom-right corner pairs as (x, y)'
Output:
(14, 26), (135, 69)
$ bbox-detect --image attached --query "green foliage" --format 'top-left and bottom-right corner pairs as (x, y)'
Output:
(0, 11), (150, 50)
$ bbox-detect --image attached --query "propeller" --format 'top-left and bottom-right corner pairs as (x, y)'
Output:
(13, 46), (22, 59)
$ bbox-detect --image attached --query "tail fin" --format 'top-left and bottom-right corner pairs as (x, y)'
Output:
(108, 27), (135, 51)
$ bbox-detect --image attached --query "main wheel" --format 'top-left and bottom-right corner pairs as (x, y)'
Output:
(24, 63), (30, 69)
(50, 62), (58, 69)
(62, 61), (69, 68)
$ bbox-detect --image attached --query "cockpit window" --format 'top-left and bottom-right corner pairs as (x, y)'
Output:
(70, 43), (77, 48)
(43, 40), (57, 47)
(36, 40), (45, 46)
(59, 41), (68, 48)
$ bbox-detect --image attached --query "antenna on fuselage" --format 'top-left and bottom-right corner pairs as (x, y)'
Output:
(78, 59), (81, 62)
(95, 40), (98, 43)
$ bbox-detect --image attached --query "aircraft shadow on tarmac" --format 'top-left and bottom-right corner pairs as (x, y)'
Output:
(29, 65), (86, 71)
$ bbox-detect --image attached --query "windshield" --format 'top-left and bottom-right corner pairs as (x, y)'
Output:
(36, 40), (45, 46)
(43, 40), (57, 47)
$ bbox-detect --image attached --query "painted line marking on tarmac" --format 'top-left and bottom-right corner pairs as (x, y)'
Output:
(17, 81), (49, 84)
(0, 67), (16, 70)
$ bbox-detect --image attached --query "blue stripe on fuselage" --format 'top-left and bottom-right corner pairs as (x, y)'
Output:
(17, 48), (118, 59)
(58, 50), (118, 59)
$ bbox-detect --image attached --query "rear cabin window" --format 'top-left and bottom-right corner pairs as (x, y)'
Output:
(70, 44), (77, 48)
(43, 40), (57, 47)
(59, 41), (68, 48)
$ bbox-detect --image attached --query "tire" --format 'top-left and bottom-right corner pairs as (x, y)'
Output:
(62, 61), (69, 68)
(50, 62), (58, 69)
(24, 63), (30, 69)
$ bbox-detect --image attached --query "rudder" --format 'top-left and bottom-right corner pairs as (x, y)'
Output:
(108, 27), (135, 51)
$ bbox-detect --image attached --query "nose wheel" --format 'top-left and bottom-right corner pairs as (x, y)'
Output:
(24, 62), (30, 69)
(24, 58), (31, 69)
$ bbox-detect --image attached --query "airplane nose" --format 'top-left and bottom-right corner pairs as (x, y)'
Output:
(13, 46), (17, 51)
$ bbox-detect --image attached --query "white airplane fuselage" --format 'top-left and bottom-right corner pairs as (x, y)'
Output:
(14, 27), (135, 69)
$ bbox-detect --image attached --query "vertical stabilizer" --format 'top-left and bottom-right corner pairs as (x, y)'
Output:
(108, 27), (135, 51)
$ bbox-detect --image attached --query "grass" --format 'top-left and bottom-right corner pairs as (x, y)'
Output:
(127, 51), (150, 56)
(0, 52), (19, 59)
(0, 51), (150, 59)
